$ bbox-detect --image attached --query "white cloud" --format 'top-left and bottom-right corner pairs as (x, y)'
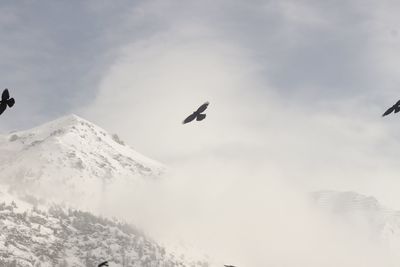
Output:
(82, 23), (265, 161)
(79, 1), (400, 265)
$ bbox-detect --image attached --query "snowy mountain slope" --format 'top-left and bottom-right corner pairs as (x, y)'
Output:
(0, 115), (216, 266)
(311, 191), (400, 246)
(0, 114), (164, 207)
(0, 198), (211, 267)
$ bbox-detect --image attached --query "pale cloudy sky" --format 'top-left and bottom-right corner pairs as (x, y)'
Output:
(1, 1), (398, 125)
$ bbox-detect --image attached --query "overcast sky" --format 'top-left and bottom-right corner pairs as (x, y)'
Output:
(5, 1), (400, 265)
(0, 1), (394, 122)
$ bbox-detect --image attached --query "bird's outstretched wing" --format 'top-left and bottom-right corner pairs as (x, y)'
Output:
(7, 98), (15, 108)
(98, 261), (109, 267)
(1, 89), (9, 101)
(383, 106), (395, 117)
(0, 102), (7, 116)
(183, 112), (197, 124)
(196, 102), (209, 114)
(196, 113), (206, 121)
(224, 265), (237, 267)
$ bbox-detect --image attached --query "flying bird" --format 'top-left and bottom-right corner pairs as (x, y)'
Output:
(382, 100), (400, 117)
(0, 89), (15, 116)
(182, 102), (209, 124)
(224, 265), (237, 267)
(98, 261), (109, 267)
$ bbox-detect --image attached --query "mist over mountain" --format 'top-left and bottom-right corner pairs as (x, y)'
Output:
(312, 190), (400, 254)
(0, 115), (213, 267)
(2, 115), (400, 266)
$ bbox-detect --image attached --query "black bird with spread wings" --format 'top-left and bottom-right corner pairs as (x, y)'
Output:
(182, 102), (209, 124)
(382, 100), (400, 117)
(0, 89), (15, 116)
(98, 261), (109, 267)
(224, 265), (237, 267)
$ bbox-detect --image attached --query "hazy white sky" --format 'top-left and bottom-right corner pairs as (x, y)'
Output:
(4, 1), (400, 265)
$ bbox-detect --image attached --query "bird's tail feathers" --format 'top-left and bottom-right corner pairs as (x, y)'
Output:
(7, 98), (15, 108)
(196, 113), (206, 121)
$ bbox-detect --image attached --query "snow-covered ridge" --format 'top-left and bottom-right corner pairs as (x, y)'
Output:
(1, 114), (163, 176)
(0, 199), (210, 267)
(0, 114), (165, 208)
(311, 191), (400, 247)
(312, 190), (386, 214)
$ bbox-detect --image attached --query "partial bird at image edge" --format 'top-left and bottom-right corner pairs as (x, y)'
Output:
(382, 100), (400, 117)
(0, 88), (15, 116)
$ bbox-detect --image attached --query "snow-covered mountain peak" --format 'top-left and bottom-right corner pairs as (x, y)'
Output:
(6, 114), (131, 151)
(0, 114), (165, 208)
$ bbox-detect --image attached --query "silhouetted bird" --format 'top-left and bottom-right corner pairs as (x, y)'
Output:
(182, 102), (209, 124)
(98, 261), (109, 267)
(382, 100), (400, 117)
(224, 265), (237, 267)
(0, 89), (15, 116)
